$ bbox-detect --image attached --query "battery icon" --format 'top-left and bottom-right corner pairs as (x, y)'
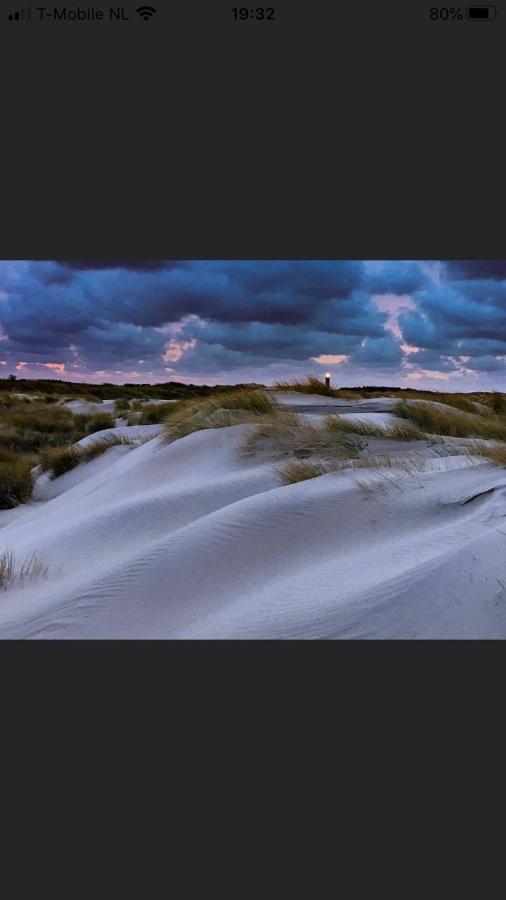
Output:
(466, 5), (498, 18)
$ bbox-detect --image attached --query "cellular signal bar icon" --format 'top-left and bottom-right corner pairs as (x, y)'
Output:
(8, 6), (31, 20)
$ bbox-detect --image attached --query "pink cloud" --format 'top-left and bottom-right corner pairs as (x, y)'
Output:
(407, 370), (450, 382)
(400, 343), (420, 355)
(43, 363), (66, 373)
(311, 354), (348, 365)
(163, 338), (197, 363)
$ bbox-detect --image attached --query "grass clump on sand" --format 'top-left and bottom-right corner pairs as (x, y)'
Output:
(0, 453), (34, 509)
(80, 412), (115, 434)
(163, 390), (277, 441)
(79, 434), (135, 462)
(395, 401), (506, 441)
(471, 442), (506, 468)
(40, 434), (135, 479)
(242, 412), (361, 461)
(277, 461), (328, 484)
(324, 415), (425, 441)
(127, 402), (177, 425)
(0, 403), (115, 456)
(275, 376), (336, 398)
(39, 445), (81, 479)
(275, 449), (481, 488)
(0, 548), (49, 589)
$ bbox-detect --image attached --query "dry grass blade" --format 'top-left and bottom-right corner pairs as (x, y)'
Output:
(276, 461), (328, 485)
(0, 548), (50, 589)
(324, 415), (425, 441)
(395, 401), (506, 441)
(0, 549), (15, 587)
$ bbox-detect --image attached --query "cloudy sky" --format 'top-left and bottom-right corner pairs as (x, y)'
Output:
(0, 260), (505, 389)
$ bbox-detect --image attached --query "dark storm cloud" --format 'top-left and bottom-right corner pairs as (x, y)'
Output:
(351, 335), (403, 367)
(445, 260), (506, 280)
(365, 261), (431, 295)
(0, 260), (503, 385)
(400, 281), (506, 350)
(13, 260), (372, 331)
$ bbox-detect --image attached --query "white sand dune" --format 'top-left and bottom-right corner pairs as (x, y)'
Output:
(0, 417), (505, 639)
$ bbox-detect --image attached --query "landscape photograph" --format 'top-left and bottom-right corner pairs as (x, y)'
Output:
(0, 259), (505, 639)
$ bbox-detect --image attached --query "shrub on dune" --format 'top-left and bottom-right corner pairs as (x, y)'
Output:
(6, 407), (76, 435)
(0, 458), (34, 509)
(84, 412), (115, 434)
(135, 402), (177, 425)
(491, 393), (506, 415)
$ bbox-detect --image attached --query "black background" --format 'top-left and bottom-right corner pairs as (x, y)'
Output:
(0, 0), (503, 259)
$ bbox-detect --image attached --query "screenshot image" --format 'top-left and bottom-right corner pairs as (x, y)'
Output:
(0, 2), (504, 640)
(0, 259), (504, 639)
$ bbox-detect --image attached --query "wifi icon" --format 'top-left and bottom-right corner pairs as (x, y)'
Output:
(136, 6), (156, 21)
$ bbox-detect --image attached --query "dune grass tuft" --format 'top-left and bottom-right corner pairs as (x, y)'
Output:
(0, 548), (49, 589)
(470, 441), (506, 468)
(79, 434), (135, 462)
(275, 376), (336, 398)
(163, 390), (277, 441)
(40, 434), (136, 479)
(39, 445), (80, 479)
(0, 549), (15, 586)
(242, 411), (362, 461)
(83, 412), (115, 434)
(127, 401), (177, 425)
(275, 448), (482, 488)
(323, 415), (425, 441)
(395, 401), (506, 441)
(277, 460), (328, 484)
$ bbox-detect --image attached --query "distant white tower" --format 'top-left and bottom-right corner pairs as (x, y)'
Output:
(325, 372), (331, 389)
